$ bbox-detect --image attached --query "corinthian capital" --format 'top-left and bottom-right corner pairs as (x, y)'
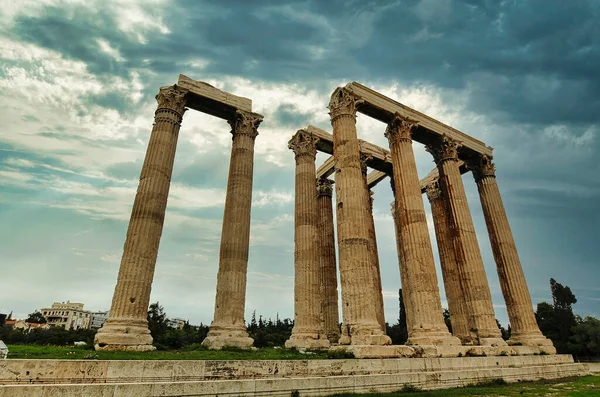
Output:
(385, 113), (418, 145)
(156, 85), (189, 115)
(426, 134), (461, 164)
(289, 130), (319, 159)
(467, 154), (496, 181)
(328, 87), (363, 122)
(317, 178), (334, 197)
(228, 110), (263, 140)
(425, 180), (442, 202)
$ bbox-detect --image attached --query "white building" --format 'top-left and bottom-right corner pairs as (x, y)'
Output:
(40, 302), (91, 330)
(90, 311), (109, 329)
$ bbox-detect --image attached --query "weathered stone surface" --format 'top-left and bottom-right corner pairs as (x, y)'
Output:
(385, 114), (460, 347)
(468, 154), (554, 349)
(177, 74), (252, 115)
(95, 85), (189, 351)
(285, 130), (330, 350)
(426, 180), (471, 344)
(317, 178), (341, 344)
(427, 135), (505, 346)
(328, 87), (391, 346)
(203, 110), (263, 350)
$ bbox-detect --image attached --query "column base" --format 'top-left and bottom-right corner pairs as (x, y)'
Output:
(350, 324), (392, 346)
(94, 319), (155, 351)
(478, 337), (509, 346)
(201, 325), (254, 350)
(407, 329), (461, 346)
(326, 332), (341, 344)
(508, 333), (556, 353)
(285, 333), (330, 350)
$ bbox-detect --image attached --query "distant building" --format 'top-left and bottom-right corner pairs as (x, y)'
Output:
(166, 317), (187, 329)
(90, 311), (109, 329)
(5, 319), (50, 332)
(40, 302), (91, 330)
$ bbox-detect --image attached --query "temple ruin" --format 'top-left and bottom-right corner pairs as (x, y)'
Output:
(95, 77), (555, 358)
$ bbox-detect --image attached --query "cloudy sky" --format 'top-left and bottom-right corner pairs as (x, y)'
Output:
(1, 0), (598, 329)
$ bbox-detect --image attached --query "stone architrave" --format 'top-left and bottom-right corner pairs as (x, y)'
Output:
(385, 113), (460, 347)
(202, 110), (263, 350)
(317, 178), (341, 344)
(426, 135), (505, 346)
(285, 131), (330, 349)
(468, 155), (555, 351)
(328, 88), (391, 346)
(359, 154), (386, 332)
(425, 181), (471, 343)
(95, 85), (189, 351)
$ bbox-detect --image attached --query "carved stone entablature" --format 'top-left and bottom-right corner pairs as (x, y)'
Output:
(426, 134), (461, 164)
(317, 178), (334, 197)
(359, 153), (373, 176)
(156, 85), (189, 115)
(289, 130), (319, 159)
(228, 110), (263, 140)
(328, 87), (363, 122)
(425, 180), (442, 202)
(385, 113), (418, 145)
(467, 154), (496, 181)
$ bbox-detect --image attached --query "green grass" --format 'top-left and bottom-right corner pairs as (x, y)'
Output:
(6, 344), (329, 360)
(332, 376), (600, 397)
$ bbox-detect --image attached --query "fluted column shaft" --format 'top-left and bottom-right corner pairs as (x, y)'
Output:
(427, 136), (504, 345)
(470, 156), (553, 348)
(203, 110), (263, 349)
(317, 178), (341, 344)
(385, 114), (459, 346)
(426, 181), (471, 343)
(285, 131), (329, 349)
(359, 156), (386, 332)
(329, 88), (391, 346)
(95, 85), (188, 351)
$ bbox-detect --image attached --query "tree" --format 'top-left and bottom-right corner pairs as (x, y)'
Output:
(386, 288), (408, 345)
(535, 278), (578, 353)
(443, 308), (452, 334)
(147, 302), (168, 340)
(25, 311), (46, 324)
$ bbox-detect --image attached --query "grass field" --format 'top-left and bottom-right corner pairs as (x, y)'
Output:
(5, 343), (329, 360)
(333, 376), (600, 397)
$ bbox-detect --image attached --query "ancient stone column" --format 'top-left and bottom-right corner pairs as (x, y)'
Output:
(359, 155), (386, 332)
(425, 180), (471, 343)
(95, 85), (188, 351)
(426, 135), (505, 346)
(202, 110), (263, 350)
(468, 155), (555, 350)
(329, 87), (391, 346)
(285, 131), (330, 349)
(385, 114), (459, 347)
(317, 178), (341, 344)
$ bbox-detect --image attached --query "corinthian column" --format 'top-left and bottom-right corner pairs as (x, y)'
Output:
(317, 178), (341, 344)
(425, 181), (471, 343)
(285, 131), (330, 349)
(468, 155), (555, 351)
(426, 136), (505, 346)
(385, 114), (459, 347)
(359, 155), (386, 332)
(95, 85), (188, 351)
(328, 88), (391, 346)
(203, 110), (263, 350)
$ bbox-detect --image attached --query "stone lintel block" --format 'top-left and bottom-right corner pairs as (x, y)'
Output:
(201, 335), (254, 350)
(177, 74), (253, 119)
(465, 345), (517, 357)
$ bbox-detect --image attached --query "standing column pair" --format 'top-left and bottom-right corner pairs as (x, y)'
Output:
(385, 114), (460, 347)
(328, 88), (391, 346)
(285, 130), (330, 349)
(467, 155), (554, 350)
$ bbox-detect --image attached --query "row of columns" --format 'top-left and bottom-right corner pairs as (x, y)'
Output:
(95, 85), (264, 351)
(286, 87), (552, 350)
